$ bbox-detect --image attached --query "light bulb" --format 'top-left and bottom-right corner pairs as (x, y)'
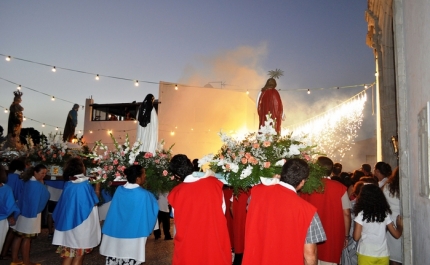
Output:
(6, 56), (11, 61)
(17, 85), (21, 90)
(170, 131), (175, 136)
(23, 116), (26, 121)
(4, 109), (8, 113)
(175, 84), (178, 90)
(55, 127), (58, 130)
(79, 130), (82, 134)
(246, 90), (249, 95)
(42, 123), (46, 127)
(375, 72), (378, 77)
(52, 66), (56, 72)
(90, 130), (93, 133)
(364, 85), (368, 89)
(51, 96), (55, 101)
(135, 80), (139, 87)
(95, 74), (100, 80)
(134, 120), (137, 123)
(307, 89), (311, 94)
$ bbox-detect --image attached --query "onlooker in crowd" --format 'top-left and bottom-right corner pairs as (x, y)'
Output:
(374, 162), (392, 187)
(52, 157), (101, 265)
(351, 169), (366, 186)
(300, 156), (351, 265)
(168, 154), (231, 265)
(154, 192), (172, 240)
(0, 165), (20, 259)
(243, 158), (326, 265)
(11, 164), (50, 265)
(361, 163), (373, 177)
(100, 165), (159, 264)
(353, 184), (403, 264)
(331, 162), (342, 179)
(382, 167), (402, 265)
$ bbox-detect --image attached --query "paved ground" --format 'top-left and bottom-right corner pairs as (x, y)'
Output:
(0, 225), (174, 265)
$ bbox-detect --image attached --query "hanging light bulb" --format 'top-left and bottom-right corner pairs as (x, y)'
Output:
(374, 72), (378, 77)
(175, 84), (178, 90)
(89, 130), (93, 134)
(51, 96), (55, 101)
(170, 131), (175, 136)
(246, 90), (249, 95)
(17, 85), (21, 90)
(307, 89), (311, 95)
(42, 123), (46, 127)
(6, 56), (11, 61)
(135, 80), (139, 87)
(55, 127), (59, 131)
(79, 130), (82, 134)
(134, 120), (137, 123)
(52, 66), (56, 72)
(95, 74), (100, 80)
(364, 84), (368, 89)
(4, 108), (8, 113)
(23, 116), (26, 121)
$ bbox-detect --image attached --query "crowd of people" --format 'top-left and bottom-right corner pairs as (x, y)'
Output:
(0, 154), (403, 265)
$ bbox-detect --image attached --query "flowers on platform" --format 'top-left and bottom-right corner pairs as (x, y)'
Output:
(200, 114), (325, 194)
(28, 133), (70, 166)
(83, 134), (176, 196)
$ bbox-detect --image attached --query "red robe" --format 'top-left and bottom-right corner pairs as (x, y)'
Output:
(257, 88), (283, 133)
(242, 184), (316, 265)
(168, 177), (231, 265)
(232, 189), (251, 254)
(223, 186), (234, 247)
(300, 178), (347, 263)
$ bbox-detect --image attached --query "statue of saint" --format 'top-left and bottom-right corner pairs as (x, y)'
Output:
(63, 104), (79, 142)
(257, 69), (284, 134)
(4, 91), (24, 150)
(136, 94), (158, 154)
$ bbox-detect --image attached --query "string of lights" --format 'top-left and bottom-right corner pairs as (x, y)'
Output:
(2, 53), (373, 93)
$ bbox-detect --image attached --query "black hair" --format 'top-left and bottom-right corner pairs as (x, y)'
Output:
(361, 163), (372, 174)
(22, 164), (47, 182)
(124, 165), (144, 184)
(340, 172), (353, 188)
(280, 158), (309, 187)
(63, 157), (85, 181)
(192, 158), (200, 172)
(385, 166), (400, 199)
(9, 158), (26, 172)
(316, 156), (333, 176)
(169, 154), (194, 181)
(351, 169), (365, 184)
(0, 164), (6, 183)
(375, 161), (392, 177)
(332, 162), (342, 176)
(354, 184), (392, 222)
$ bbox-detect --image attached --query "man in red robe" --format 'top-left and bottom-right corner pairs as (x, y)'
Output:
(300, 156), (351, 264)
(168, 155), (231, 265)
(257, 77), (284, 134)
(242, 159), (326, 265)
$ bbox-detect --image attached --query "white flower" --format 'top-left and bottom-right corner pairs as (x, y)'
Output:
(228, 163), (239, 173)
(240, 165), (253, 179)
(198, 154), (215, 168)
(275, 159), (286, 166)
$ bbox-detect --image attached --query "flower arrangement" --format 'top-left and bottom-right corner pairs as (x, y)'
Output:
(28, 133), (71, 166)
(199, 114), (325, 194)
(83, 133), (177, 196)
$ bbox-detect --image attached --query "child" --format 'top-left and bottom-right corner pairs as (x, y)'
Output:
(10, 164), (50, 265)
(0, 165), (20, 258)
(52, 157), (101, 265)
(100, 165), (159, 264)
(353, 184), (403, 264)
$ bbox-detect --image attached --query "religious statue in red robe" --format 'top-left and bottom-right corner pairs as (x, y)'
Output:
(257, 69), (284, 134)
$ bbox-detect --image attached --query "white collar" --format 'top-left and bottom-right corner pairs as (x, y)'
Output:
(124, 182), (140, 189)
(260, 177), (296, 193)
(71, 174), (89, 183)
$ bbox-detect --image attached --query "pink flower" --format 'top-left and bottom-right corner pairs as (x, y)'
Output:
(263, 161), (271, 168)
(225, 164), (231, 170)
(245, 152), (251, 159)
(155, 159), (160, 164)
(144, 152), (153, 158)
(252, 143), (260, 149)
(102, 174), (107, 179)
(121, 151), (125, 156)
(163, 170), (168, 176)
(121, 166), (126, 171)
(115, 172), (121, 177)
(263, 141), (271, 147)
(117, 165), (122, 170)
(241, 157), (248, 164)
(109, 165), (113, 170)
(170, 176), (175, 180)
(304, 154), (310, 161)
(134, 161), (138, 165)
(113, 159), (118, 165)
(249, 157), (258, 165)
(104, 166), (108, 171)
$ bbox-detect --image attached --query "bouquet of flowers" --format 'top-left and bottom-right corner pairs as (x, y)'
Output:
(83, 134), (176, 196)
(199, 114), (325, 194)
(28, 133), (70, 166)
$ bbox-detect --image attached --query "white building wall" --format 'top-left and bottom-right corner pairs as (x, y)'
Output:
(394, 0), (430, 263)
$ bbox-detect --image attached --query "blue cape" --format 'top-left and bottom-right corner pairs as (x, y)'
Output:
(0, 184), (20, 220)
(53, 180), (99, 231)
(102, 186), (159, 238)
(6, 173), (24, 201)
(18, 180), (50, 218)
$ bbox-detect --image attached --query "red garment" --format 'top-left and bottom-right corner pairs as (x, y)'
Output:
(168, 177), (231, 265)
(223, 186), (234, 247)
(242, 184), (316, 265)
(232, 189), (251, 253)
(300, 179), (347, 263)
(257, 89), (283, 133)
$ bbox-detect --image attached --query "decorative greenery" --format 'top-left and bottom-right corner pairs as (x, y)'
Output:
(82, 134), (177, 197)
(199, 114), (325, 194)
(268, 69), (284, 79)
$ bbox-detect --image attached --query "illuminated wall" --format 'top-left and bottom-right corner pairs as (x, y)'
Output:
(158, 81), (258, 161)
